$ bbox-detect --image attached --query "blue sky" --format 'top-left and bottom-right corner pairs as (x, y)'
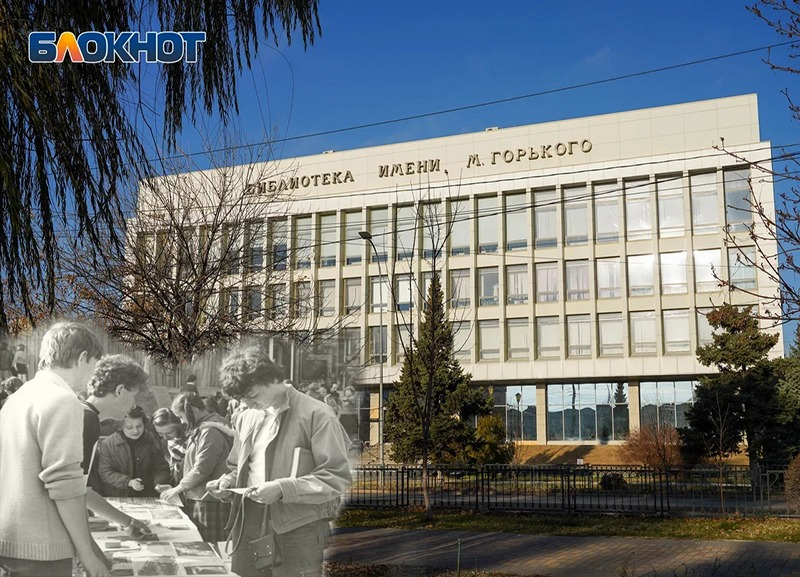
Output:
(137, 1), (799, 345)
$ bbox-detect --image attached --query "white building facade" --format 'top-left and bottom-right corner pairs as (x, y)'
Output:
(143, 94), (784, 446)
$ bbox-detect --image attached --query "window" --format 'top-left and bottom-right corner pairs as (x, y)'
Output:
(697, 309), (715, 347)
(724, 168), (751, 232)
(370, 276), (388, 312)
(422, 202), (443, 259)
(317, 280), (335, 317)
(536, 317), (561, 358)
(628, 254), (654, 296)
(478, 267), (499, 306)
(421, 272), (433, 311)
(567, 315), (592, 357)
(294, 282), (311, 317)
(244, 286), (262, 321)
(535, 262), (559, 302)
(395, 205), (415, 260)
(450, 269), (470, 308)
(630, 311), (657, 354)
(566, 261), (590, 300)
(495, 385), (537, 441)
(690, 172), (718, 235)
(368, 207), (389, 262)
(598, 313), (624, 356)
(547, 383), (629, 442)
(660, 251), (687, 294)
(319, 214), (337, 267)
(507, 319), (530, 359)
(594, 182), (620, 243)
(452, 321), (472, 361)
(369, 326), (387, 364)
(266, 284), (287, 320)
(640, 381), (696, 429)
(477, 196), (498, 253)
(625, 179), (653, 240)
(534, 188), (558, 248)
(344, 278), (361, 314)
(694, 249), (721, 292)
(293, 216), (313, 268)
(597, 258), (621, 299)
(343, 328), (361, 364)
(564, 186), (588, 245)
(245, 221), (264, 273)
(657, 174), (684, 238)
(396, 275), (413, 312)
(343, 211), (363, 265)
(728, 247), (756, 290)
(506, 265), (528, 305)
(218, 288), (239, 319)
(268, 219), (288, 270)
(663, 309), (690, 353)
(221, 225), (240, 276)
(449, 199), (471, 255)
(395, 324), (412, 362)
(478, 320), (500, 360)
(505, 193), (529, 251)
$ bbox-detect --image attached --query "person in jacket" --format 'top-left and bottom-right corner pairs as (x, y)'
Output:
(151, 408), (187, 488)
(207, 345), (351, 577)
(0, 321), (109, 577)
(97, 405), (170, 498)
(159, 392), (233, 542)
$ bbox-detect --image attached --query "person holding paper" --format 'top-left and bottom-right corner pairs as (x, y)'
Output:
(207, 345), (352, 577)
(0, 322), (109, 577)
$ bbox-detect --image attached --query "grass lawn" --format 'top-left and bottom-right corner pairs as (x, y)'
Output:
(324, 564), (540, 577)
(336, 508), (800, 543)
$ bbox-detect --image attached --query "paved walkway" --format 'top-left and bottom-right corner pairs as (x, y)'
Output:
(326, 527), (800, 576)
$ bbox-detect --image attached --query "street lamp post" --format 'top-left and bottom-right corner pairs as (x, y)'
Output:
(359, 230), (385, 468)
(515, 391), (522, 442)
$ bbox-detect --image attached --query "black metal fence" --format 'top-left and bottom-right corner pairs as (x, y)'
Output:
(346, 464), (795, 517)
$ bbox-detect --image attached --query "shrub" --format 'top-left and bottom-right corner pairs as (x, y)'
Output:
(785, 453), (800, 511)
(600, 472), (627, 491)
(618, 421), (683, 467)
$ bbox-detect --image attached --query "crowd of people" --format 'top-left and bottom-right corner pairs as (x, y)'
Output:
(0, 322), (353, 577)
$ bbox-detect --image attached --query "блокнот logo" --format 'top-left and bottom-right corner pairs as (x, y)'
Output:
(29, 31), (206, 63)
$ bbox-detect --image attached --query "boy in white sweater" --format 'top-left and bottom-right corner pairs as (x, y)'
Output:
(0, 322), (108, 577)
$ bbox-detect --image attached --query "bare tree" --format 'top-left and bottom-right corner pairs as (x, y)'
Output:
(618, 417), (684, 469)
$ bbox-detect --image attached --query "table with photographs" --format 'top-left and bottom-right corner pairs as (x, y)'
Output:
(90, 498), (235, 577)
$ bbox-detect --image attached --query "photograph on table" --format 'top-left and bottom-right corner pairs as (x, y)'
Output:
(134, 556), (180, 576)
(173, 542), (218, 557)
(184, 566), (229, 575)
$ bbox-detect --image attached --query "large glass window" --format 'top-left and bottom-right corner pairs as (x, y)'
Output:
(478, 267), (499, 306)
(594, 182), (620, 243)
(395, 205), (416, 261)
(450, 269), (470, 308)
(369, 326), (387, 363)
(536, 317), (561, 358)
(640, 381), (696, 429)
(268, 219), (288, 271)
(564, 186), (588, 245)
(724, 168), (752, 232)
(395, 275), (413, 312)
(294, 281), (311, 317)
(343, 211), (362, 265)
(547, 383), (629, 442)
(628, 254), (654, 296)
(507, 318), (530, 360)
(293, 216), (313, 269)
(690, 172), (718, 235)
(506, 264), (528, 305)
(630, 311), (657, 354)
(245, 221), (264, 273)
(694, 248), (721, 292)
(534, 188), (558, 248)
(368, 207), (389, 262)
(478, 320), (500, 360)
(395, 324), (412, 362)
(536, 262), (559, 302)
(477, 196), (498, 253)
(244, 285), (262, 321)
(317, 280), (335, 317)
(505, 193), (529, 251)
(344, 278), (361, 314)
(567, 315), (592, 357)
(697, 308), (715, 347)
(566, 261), (590, 300)
(266, 283), (287, 320)
(597, 258), (622, 299)
(319, 214), (337, 267)
(343, 328), (361, 364)
(657, 174), (684, 238)
(496, 385), (537, 441)
(452, 321), (472, 361)
(422, 202), (443, 259)
(660, 251), (687, 294)
(663, 309), (690, 353)
(598, 313), (624, 356)
(728, 247), (756, 290)
(449, 199), (471, 256)
(625, 179), (653, 240)
(370, 276), (388, 312)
